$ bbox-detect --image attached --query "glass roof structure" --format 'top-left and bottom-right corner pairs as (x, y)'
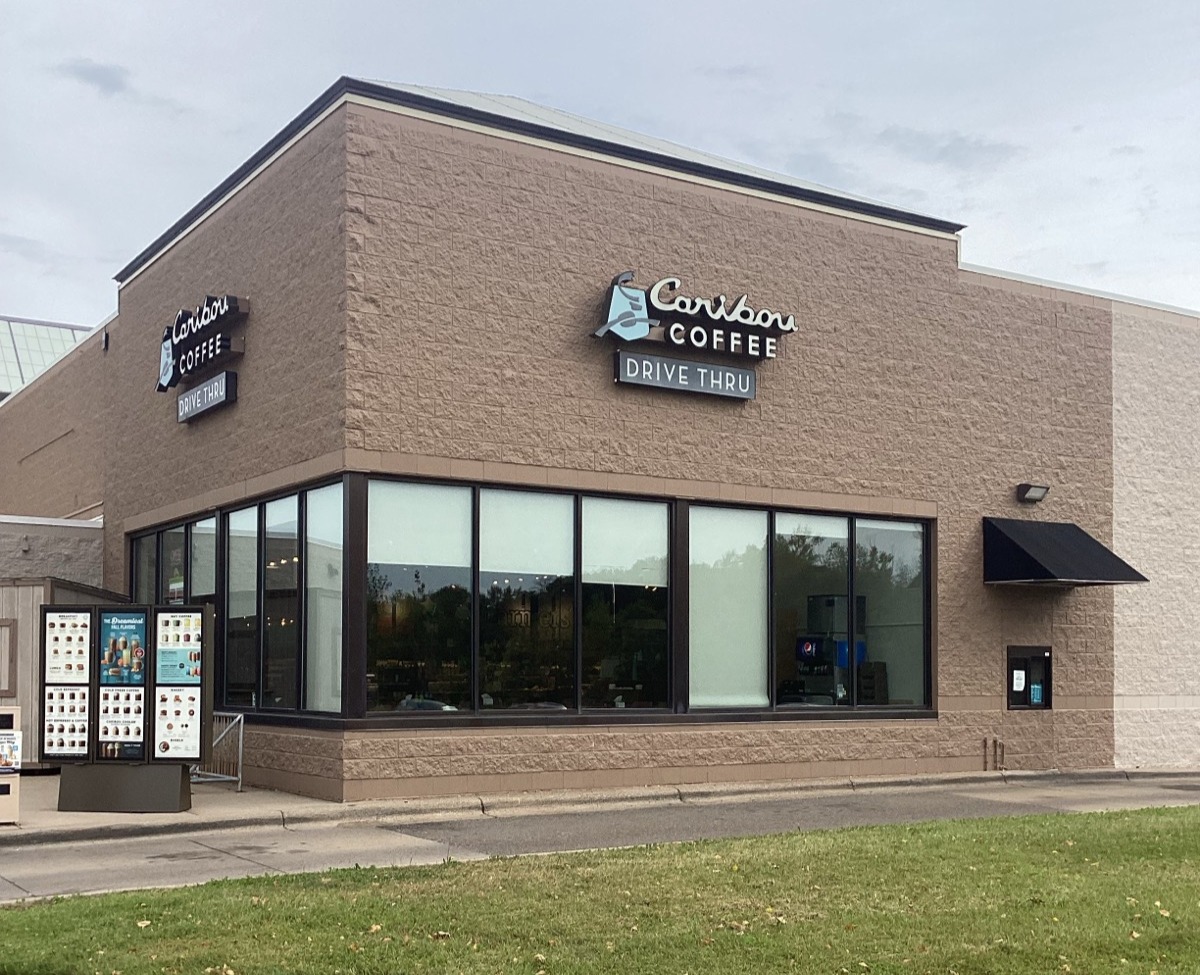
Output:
(0, 316), (92, 401)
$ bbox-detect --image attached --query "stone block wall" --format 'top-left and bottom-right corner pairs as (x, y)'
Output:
(1113, 302), (1200, 767)
(0, 518), (104, 588)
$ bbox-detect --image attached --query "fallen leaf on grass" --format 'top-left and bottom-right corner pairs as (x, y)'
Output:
(430, 931), (450, 940)
(136, 921), (151, 929)
(368, 924), (382, 933)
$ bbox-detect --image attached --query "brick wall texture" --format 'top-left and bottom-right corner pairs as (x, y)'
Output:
(1113, 302), (1200, 767)
(0, 96), (1168, 798)
(0, 522), (103, 589)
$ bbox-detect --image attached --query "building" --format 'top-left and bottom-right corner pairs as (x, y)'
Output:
(0, 315), (92, 402)
(1, 78), (1195, 800)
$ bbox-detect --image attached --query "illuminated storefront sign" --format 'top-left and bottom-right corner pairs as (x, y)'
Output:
(596, 271), (794, 399)
(156, 294), (248, 393)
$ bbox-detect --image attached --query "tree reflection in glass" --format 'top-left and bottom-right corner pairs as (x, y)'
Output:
(366, 482), (472, 713)
(478, 490), (575, 710)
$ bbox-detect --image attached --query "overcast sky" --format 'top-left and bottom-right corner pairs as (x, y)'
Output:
(2, 1), (1197, 325)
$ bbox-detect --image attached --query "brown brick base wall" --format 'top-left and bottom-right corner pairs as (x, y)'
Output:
(242, 710), (1113, 802)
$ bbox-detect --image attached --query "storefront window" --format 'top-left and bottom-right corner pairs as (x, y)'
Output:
(305, 484), (343, 713)
(132, 535), (156, 603)
(224, 506), (259, 708)
(774, 514), (853, 707)
(160, 527), (186, 605)
(854, 519), (926, 707)
(689, 506), (768, 708)
(367, 482), (472, 712)
(581, 497), (669, 708)
(189, 517), (217, 602)
(262, 496), (299, 709)
(479, 489), (574, 710)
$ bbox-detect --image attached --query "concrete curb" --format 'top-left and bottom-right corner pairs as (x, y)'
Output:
(2, 766), (1195, 848)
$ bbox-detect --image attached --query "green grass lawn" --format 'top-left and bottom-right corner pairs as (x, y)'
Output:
(3, 806), (1199, 974)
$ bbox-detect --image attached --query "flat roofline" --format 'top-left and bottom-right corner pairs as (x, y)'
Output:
(0, 514), (103, 529)
(114, 76), (966, 285)
(960, 263), (1199, 318)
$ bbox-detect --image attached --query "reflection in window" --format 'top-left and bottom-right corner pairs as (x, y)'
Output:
(367, 482), (471, 712)
(689, 506), (768, 708)
(479, 489), (574, 710)
(306, 484), (343, 713)
(774, 514), (852, 707)
(854, 519), (926, 707)
(581, 497), (668, 708)
(160, 527), (186, 605)
(263, 496), (299, 709)
(225, 507), (258, 707)
(189, 518), (217, 602)
(133, 535), (157, 603)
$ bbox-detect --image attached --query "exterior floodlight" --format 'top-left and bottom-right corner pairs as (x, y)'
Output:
(1016, 483), (1050, 503)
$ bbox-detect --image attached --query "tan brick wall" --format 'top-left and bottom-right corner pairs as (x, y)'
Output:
(337, 104), (1117, 781)
(1113, 302), (1200, 767)
(110, 109), (351, 590)
(0, 96), (1128, 797)
(0, 330), (108, 519)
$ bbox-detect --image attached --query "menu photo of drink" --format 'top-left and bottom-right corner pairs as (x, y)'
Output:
(43, 685), (90, 757)
(44, 610), (92, 684)
(153, 686), (201, 760)
(98, 687), (146, 760)
(155, 610), (203, 686)
(98, 610), (148, 686)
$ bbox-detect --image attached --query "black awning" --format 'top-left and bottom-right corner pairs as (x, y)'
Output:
(983, 517), (1148, 587)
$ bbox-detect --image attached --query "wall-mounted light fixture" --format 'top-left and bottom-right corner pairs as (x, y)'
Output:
(1016, 483), (1050, 503)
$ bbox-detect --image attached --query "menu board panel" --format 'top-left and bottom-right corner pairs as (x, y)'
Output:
(155, 611), (203, 685)
(153, 685), (201, 759)
(98, 610), (148, 686)
(97, 687), (146, 760)
(43, 686), (89, 757)
(0, 730), (21, 772)
(44, 610), (91, 684)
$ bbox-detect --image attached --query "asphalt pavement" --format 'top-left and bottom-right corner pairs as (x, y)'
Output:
(2, 768), (1199, 903)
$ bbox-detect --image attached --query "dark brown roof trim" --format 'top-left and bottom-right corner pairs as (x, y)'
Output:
(115, 76), (965, 284)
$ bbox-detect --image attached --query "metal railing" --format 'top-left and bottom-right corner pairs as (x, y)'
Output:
(190, 711), (244, 791)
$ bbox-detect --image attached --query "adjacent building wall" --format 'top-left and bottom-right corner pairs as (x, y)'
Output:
(1113, 301), (1200, 767)
(0, 517), (104, 589)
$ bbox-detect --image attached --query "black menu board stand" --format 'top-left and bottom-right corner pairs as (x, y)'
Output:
(58, 762), (191, 812)
(42, 604), (212, 814)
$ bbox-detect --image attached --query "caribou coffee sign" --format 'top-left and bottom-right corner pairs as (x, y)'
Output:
(595, 271), (796, 399)
(156, 294), (248, 393)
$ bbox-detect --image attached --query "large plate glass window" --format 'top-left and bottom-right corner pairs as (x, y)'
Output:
(262, 496), (300, 709)
(224, 506), (259, 707)
(479, 489), (575, 711)
(774, 513), (853, 707)
(305, 483), (343, 713)
(581, 497), (669, 709)
(854, 519), (926, 707)
(160, 527), (186, 605)
(132, 535), (157, 603)
(689, 506), (768, 708)
(189, 517), (217, 604)
(368, 481), (472, 712)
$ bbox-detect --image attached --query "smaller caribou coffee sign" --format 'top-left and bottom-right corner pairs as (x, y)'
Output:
(156, 294), (248, 393)
(595, 271), (796, 400)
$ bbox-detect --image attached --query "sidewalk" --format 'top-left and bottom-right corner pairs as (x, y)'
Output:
(3, 767), (1196, 847)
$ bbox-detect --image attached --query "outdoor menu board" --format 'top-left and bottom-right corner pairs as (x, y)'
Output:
(153, 686), (201, 759)
(152, 608), (206, 761)
(155, 611), (202, 685)
(98, 610), (148, 686)
(43, 685), (89, 757)
(43, 610), (91, 684)
(98, 687), (145, 760)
